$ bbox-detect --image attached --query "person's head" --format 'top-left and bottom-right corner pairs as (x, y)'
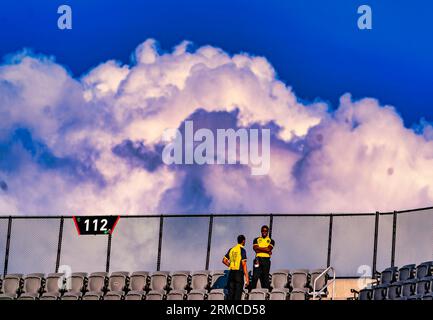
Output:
(237, 234), (246, 246)
(261, 225), (269, 238)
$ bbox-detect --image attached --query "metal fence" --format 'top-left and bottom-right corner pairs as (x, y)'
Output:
(1, 207), (432, 277)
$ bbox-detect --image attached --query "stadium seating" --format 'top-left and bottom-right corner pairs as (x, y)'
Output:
(0, 274), (23, 299)
(8, 263), (430, 300)
(355, 261), (433, 300)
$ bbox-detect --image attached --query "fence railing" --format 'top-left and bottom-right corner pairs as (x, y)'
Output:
(1, 207), (432, 277)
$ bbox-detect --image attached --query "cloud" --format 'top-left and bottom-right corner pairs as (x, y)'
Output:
(0, 39), (432, 276)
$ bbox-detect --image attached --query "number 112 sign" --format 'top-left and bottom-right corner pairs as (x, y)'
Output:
(73, 216), (120, 235)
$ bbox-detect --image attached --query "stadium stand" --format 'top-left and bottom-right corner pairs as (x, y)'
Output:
(1, 261), (431, 300)
(353, 260), (433, 300)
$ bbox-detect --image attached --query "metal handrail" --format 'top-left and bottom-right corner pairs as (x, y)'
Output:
(312, 266), (336, 300)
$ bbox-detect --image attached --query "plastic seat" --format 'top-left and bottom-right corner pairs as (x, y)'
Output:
(191, 271), (210, 290)
(269, 288), (289, 300)
(22, 273), (45, 297)
(129, 271), (149, 292)
(149, 271), (170, 291)
(270, 270), (289, 290)
(290, 270), (309, 289)
(146, 290), (165, 300)
(248, 288), (268, 300)
(0, 274), (23, 299)
(166, 289), (186, 300)
(170, 271), (190, 290)
(187, 289), (207, 300)
(290, 288), (308, 300)
(358, 288), (372, 300)
(208, 289), (225, 300)
(398, 264), (415, 282)
(108, 271), (129, 292)
(125, 290), (145, 300)
(379, 267), (398, 285)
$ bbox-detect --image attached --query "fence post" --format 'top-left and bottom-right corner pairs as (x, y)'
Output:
(105, 233), (112, 273)
(3, 216), (12, 276)
(55, 217), (64, 273)
(156, 215), (164, 271)
(269, 214), (274, 238)
(205, 215), (214, 270)
(391, 210), (397, 267)
(372, 211), (380, 276)
(327, 214), (333, 268)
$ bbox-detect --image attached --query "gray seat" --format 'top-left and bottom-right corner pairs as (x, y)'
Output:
(125, 290), (145, 300)
(398, 264), (415, 281)
(22, 273), (45, 297)
(104, 291), (123, 300)
(248, 288), (268, 300)
(387, 283), (401, 300)
(191, 271), (210, 290)
(40, 292), (60, 300)
(87, 272), (108, 293)
(150, 271), (170, 291)
(166, 289), (186, 300)
(146, 289), (165, 300)
(416, 261), (433, 279)
(44, 273), (65, 296)
(208, 289), (225, 300)
(290, 288), (308, 300)
(358, 288), (372, 300)
(170, 271), (190, 290)
(210, 271), (226, 289)
(0, 274), (23, 299)
(187, 289), (207, 300)
(270, 270), (289, 290)
(372, 284), (387, 300)
(310, 269), (328, 293)
(66, 272), (88, 293)
(269, 288), (289, 300)
(61, 292), (81, 300)
(400, 279), (416, 298)
(18, 294), (38, 300)
(83, 291), (103, 300)
(379, 267), (398, 285)
(290, 269), (309, 289)
(129, 271), (149, 292)
(414, 277), (431, 296)
(422, 293), (433, 300)
(108, 271), (129, 292)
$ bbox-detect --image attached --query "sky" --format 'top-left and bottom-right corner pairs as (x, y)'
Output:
(0, 0), (433, 275)
(0, 0), (432, 125)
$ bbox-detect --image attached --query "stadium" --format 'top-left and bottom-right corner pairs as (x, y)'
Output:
(0, 1), (433, 309)
(0, 206), (432, 300)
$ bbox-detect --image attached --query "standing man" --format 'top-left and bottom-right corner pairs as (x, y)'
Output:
(252, 225), (275, 290)
(222, 235), (249, 300)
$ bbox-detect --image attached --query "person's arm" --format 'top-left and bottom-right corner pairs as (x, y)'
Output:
(242, 260), (249, 286)
(222, 250), (230, 267)
(241, 248), (249, 286)
(268, 239), (275, 255)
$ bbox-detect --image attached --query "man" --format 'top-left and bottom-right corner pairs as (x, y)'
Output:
(252, 225), (275, 290)
(222, 235), (249, 300)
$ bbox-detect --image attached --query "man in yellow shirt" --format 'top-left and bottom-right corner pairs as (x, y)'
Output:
(252, 225), (275, 289)
(222, 235), (249, 300)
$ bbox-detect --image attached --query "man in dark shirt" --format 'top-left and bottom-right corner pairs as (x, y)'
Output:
(222, 235), (249, 300)
(252, 225), (275, 289)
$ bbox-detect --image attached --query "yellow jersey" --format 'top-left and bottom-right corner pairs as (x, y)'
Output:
(253, 236), (275, 258)
(224, 244), (247, 270)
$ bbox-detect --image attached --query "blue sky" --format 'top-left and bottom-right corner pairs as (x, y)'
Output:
(0, 0), (432, 126)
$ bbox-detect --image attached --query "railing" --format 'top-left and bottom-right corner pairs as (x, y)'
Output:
(311, 266), (336, 300)
(0, 206), (432, 277)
